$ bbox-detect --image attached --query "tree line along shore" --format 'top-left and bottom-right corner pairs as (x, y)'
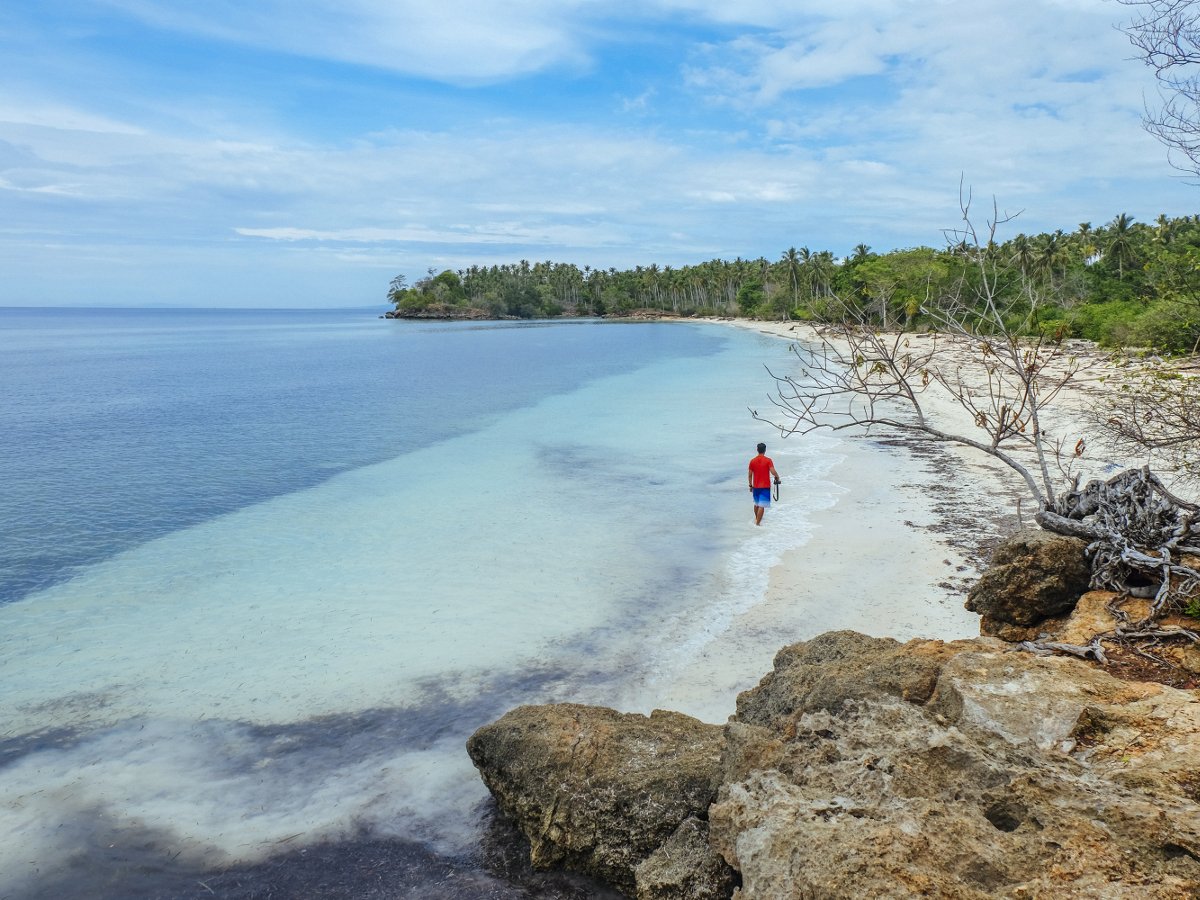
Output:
(388, 212), (1200, 354)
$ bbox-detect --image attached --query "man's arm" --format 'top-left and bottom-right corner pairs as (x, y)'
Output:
(770, 465), (780, 481)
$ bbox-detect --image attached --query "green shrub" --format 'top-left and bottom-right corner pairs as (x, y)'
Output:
(1070, 301), (1147, 346)
(736, 280), (767, 316)
(395, 289), (431, 311)
(1128, 302), (1200, 353)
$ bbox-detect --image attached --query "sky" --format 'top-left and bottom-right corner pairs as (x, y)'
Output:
(0, 0), (1192, 307)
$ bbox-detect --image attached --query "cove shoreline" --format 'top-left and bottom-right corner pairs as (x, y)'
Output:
(649, 318), (1030, 724)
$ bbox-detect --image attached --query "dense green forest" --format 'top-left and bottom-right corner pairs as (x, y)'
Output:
(388, 213), (1200, 352)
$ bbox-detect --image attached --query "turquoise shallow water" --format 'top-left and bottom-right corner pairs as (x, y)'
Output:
(0, 309), (727, 604)
(0, 311), (836, 899)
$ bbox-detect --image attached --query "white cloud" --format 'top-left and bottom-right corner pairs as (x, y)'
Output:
(100, 0), (598, 83)
(0, 101), (146, 134)
(682, 0), (1134, 107)
(234, 221), (628, 246)
(0, 0), (1189, 305)
(0, 177), (84, 195)
(620, 88), (657, 113)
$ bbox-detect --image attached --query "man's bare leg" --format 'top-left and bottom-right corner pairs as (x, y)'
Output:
(755, 504), (764, 526)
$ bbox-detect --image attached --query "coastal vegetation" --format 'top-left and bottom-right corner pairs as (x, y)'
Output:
(389, 212), (1200, 353)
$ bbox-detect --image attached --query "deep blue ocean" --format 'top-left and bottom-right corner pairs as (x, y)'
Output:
(0, 308), (729, 604)
(0, 308), (839, 900)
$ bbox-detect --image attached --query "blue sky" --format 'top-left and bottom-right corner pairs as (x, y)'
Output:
(0, 0), (1192, 307)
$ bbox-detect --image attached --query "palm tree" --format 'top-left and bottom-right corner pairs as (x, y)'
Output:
(781, 247), (803, 308)
(588, 268), (605, 311)
(1033, 231), (1066, 280)
(1010, 234), (1035, 282)
(811, 251), (835, 297)
(1106, 213), (1136, 279)
(1073, 224), (1097, 263)
(851, 244), (872, 263)
(794, 247), (814, 302)
(757, 257), (773, 302)
(646, 263), (662, 305)
(1153, 214), (1177, 245)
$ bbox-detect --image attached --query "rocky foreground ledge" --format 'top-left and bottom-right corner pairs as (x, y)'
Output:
(468, 534), (1200, 900)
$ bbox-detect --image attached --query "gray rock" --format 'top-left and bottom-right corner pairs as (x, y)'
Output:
(965, 529), (1091, 628)
(633, 817), (737, 900)
(733, 630), (993, 731)
(466, 703), (725, 895)
(710, 636), (1200, 900)
(468, 631), (1200, 900)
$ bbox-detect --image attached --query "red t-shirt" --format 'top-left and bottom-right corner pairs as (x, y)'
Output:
(749, 455), (774, 489)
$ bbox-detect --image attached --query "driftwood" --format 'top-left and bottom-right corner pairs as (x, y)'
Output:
(1029, 466), (1200, 658)
(1038, 467), (1200, 616)
(1015, 637), (1110, 664)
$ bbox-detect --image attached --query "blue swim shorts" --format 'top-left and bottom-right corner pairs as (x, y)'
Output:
(752, 487), (771, 507)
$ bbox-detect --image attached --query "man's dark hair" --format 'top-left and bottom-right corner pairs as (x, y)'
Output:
(757, 443), (766, 453)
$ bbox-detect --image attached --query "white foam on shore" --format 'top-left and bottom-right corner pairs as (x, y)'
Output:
(627, 437), (844, 696)
(0, 717), (487, 896)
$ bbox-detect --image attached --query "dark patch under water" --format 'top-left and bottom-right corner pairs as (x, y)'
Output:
(15, 802), (625, 900)
(2, 663), (626, 900)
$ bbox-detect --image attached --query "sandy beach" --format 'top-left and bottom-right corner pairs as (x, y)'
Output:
(654, 319), (1117, 722)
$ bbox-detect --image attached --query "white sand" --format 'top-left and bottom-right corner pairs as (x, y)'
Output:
(652, 319), (1112, 724)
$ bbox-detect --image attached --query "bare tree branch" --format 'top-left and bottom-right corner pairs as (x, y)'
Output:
(754, 193), (1078, 508)
(1088, 355), (1200, 488)
(1119, 0), (1200, 173)
(753, 192), (1200, 657)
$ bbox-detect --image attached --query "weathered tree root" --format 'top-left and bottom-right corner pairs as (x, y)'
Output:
(1023, 467), (1200, 665)
(1014, 637), (1109, 663)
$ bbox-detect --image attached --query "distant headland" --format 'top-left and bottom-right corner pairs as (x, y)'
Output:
(384, 304), (692, 321)
(385, 215), (1200, 353)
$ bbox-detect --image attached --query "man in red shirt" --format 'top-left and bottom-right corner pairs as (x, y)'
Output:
(748, 442), (780, 526)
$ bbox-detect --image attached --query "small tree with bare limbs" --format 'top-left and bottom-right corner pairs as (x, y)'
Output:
(1090, 354), (1200, 487)
(753, 190), (1200, 660)
(755, 192), (1081, 511)
(1119, 0), (1200, 174)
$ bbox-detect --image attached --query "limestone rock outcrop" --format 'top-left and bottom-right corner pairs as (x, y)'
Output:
(711, 634), (1200, 899)
(470, 632), (1200, 900)
(965, 529), (1092, 638)
(733, 630), (993, 730)
(633, 817), (737, 900)
(465, 703), (733, 898)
